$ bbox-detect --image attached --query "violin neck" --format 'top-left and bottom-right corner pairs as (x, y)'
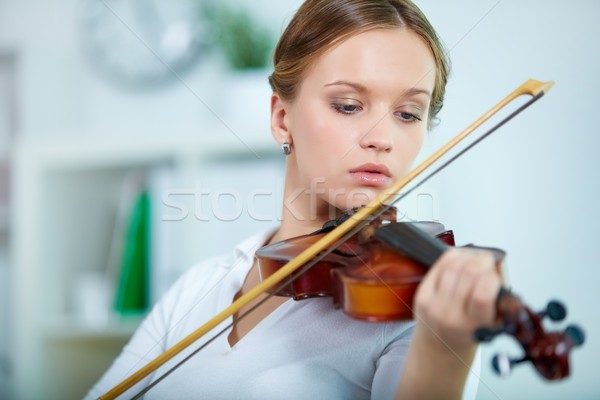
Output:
(374, 222), (447, 267)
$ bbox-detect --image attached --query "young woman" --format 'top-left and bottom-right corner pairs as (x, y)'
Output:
(86, 1), (501, 399)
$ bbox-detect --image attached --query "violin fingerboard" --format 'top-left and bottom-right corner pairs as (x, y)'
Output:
(374, 223), (448, 267)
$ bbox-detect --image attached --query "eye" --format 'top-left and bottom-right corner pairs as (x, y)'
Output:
(331, 100), (363, 115)
(395, 111), (423, 123)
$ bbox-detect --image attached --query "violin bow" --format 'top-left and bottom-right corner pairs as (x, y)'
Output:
(98, 78), (554, 399)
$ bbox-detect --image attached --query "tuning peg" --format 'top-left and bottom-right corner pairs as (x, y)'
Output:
(565, 324), (585, 346)
(491, 352), (528, 377)
(538, 300), (567, 321)
(474, 327), (504, 342)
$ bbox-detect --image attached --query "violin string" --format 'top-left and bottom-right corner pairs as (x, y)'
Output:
(131, 90), (544, 398)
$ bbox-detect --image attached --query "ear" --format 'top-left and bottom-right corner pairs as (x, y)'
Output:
(270, 92), (292, 146)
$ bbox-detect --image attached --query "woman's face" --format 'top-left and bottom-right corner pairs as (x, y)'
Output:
(274, 27), (436, 216)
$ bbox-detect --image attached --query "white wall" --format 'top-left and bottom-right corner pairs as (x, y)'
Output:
(419, 1), (600, 399)
(1, 0), (598, 399)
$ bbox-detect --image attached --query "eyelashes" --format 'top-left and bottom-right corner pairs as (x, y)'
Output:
(396, 111), (422, 123)
(330, 100), (423, 124)
(331, 102), (361, 115)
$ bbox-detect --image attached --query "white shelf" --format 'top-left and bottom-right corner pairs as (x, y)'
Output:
(44, 314), (144, 341)
(15, 131), (276, 169)
(11, 132), (284, 400)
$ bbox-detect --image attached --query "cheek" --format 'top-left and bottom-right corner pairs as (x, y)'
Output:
(292, 104), (343, 164)
(295, 104), (333, 146)
(409, 130), (426, 157)
(394, 122), (426, 154)
(392, 128), (427, 175)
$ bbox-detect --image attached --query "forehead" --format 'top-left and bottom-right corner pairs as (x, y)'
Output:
(301, 28), (436, 97)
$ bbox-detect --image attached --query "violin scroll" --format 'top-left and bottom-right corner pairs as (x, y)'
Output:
(474, 289), (585, 380)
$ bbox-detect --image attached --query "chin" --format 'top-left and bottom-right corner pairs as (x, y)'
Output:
(329, 190), (377, 212)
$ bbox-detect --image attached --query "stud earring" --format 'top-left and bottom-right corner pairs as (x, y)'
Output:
(282, 142), (292, 155)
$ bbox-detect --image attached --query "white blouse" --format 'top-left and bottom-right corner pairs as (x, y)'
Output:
(85, 230), (480, 400)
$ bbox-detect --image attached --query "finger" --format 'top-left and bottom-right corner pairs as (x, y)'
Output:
(415, 248), (457, 303)
(452, 251), (495, 313)
(466, 268), (502, 325)
(435, 248), (471, 298)
(413, 248), (466, 324)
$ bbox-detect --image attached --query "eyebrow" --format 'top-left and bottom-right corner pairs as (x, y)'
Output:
(402, 87), (432, 99)
(324, 80), (431, 98)
(324, 80), (368, 92)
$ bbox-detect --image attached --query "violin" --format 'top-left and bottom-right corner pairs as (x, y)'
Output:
(256, 207), (585, 380)
(99, 79), (579, 399)
(256, 207), (496, 321)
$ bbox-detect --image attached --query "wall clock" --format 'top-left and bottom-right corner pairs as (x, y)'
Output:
(79, 0), (207, 88)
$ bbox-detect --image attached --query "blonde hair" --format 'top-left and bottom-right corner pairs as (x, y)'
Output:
(269, 0), (450, 128)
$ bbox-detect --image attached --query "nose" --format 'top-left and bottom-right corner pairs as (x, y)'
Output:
(358, 114), (394, 153)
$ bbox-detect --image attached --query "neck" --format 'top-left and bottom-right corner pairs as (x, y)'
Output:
(270, 163), (339, 244)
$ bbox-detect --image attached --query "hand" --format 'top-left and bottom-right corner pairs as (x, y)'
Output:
(413, 247), (502, 351)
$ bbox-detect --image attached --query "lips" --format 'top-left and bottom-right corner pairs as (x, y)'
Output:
(349, 163), (392, 187)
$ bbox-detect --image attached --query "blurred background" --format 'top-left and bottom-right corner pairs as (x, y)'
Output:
(0, 0), (598, 399)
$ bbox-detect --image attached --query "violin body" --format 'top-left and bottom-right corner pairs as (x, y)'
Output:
(256, 215), (503, 322)
(332, 230), (449, 322)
